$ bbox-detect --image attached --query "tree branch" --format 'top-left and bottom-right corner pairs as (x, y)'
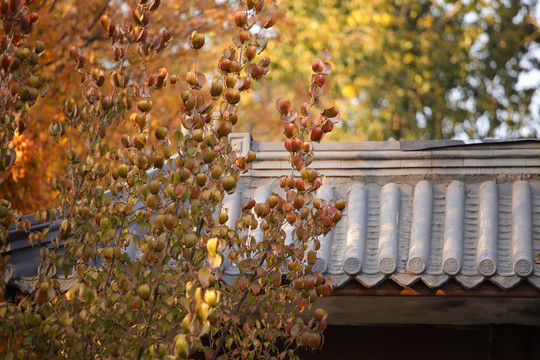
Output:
(211, 252), (268, 360)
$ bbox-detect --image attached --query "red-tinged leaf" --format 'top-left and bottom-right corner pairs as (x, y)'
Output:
(258, 56), (270, 67)
(244, 63), (253, 75)
(329, 111), (341, 123)
(196, 72), (206, 88)
(192, 149), (204, 164)
(250, 237), (257, 250)
(321, 62), (332, 75)
(322, 106), (339, 118)
(242, 197), (255, 210)
(321, 48), (333, 60)
(280, 111), (298, 123)
(297, 297), (307, 312)
(149, 0), (160, 11)
(232, 33), (242, 47)
(234, 78), (245, 89)
(300, 102), (310, 116)
(7, 149), (16, 169)
(286, 190), (295, 203)
(276, 98), (291, 114)
(251, 282), (261, 295)
(132, 9), (142, 26)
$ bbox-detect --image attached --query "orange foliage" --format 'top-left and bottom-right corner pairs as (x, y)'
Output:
(0, 0), (236, 214)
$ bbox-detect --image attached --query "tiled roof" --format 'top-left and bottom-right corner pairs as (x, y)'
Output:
(229, 135), (540, 290)
(3, 136), (540, 293)
(220, 179), (540, 290)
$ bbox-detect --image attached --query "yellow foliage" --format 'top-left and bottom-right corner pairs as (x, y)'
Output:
(341, 85), (357, 99)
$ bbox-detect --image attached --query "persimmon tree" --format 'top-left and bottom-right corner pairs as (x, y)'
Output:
(0, 0), (237, 214)
(0, 0), (46, 242)
(0, 0), (344, 359)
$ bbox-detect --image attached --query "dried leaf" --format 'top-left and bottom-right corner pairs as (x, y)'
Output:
(320, 48), (333, 60)
(132, 9), (143, 26)
(244, 63), (253, 76)
(251, 282), (260, 295)
(321, 62), (332, 75)
(248, 14), (258, 28)
(329, 111), (341, 123)
(223, 48), (233, 59)
(40, 82), (49, 97)
(322, 106), (339, 118)
(232, 33), (242, 48)
(196, 72), (206, 88)
(290, 324), (301, 337)
(199, 267), (210, 287)
(234, 78), (245, 89)
(305, 153), (313, 166)
(208, 253), (222, 269)
(255, 36), (267, 52)
(280, 111), (297, 123)
(286, 190), (295, 203)
(297, 297), (307, 312)
(149, 0), (160, 11)
(305, 192), (314, 205)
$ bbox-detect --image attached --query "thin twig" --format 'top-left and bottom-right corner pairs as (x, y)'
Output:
(87, 0), (111, 34)
(135, 233), (172, 359)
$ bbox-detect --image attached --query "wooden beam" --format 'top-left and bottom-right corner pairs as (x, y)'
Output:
(332, 279), (540, 298)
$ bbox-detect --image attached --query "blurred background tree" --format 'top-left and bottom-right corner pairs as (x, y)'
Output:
(257, 0), (540, 141)
(2, 0), (540, 213)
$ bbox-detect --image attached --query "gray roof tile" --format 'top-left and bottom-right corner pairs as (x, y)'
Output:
(230, 177), (540, 291)
(329, 179), (539, 290)
(235, 136), (540, 291)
